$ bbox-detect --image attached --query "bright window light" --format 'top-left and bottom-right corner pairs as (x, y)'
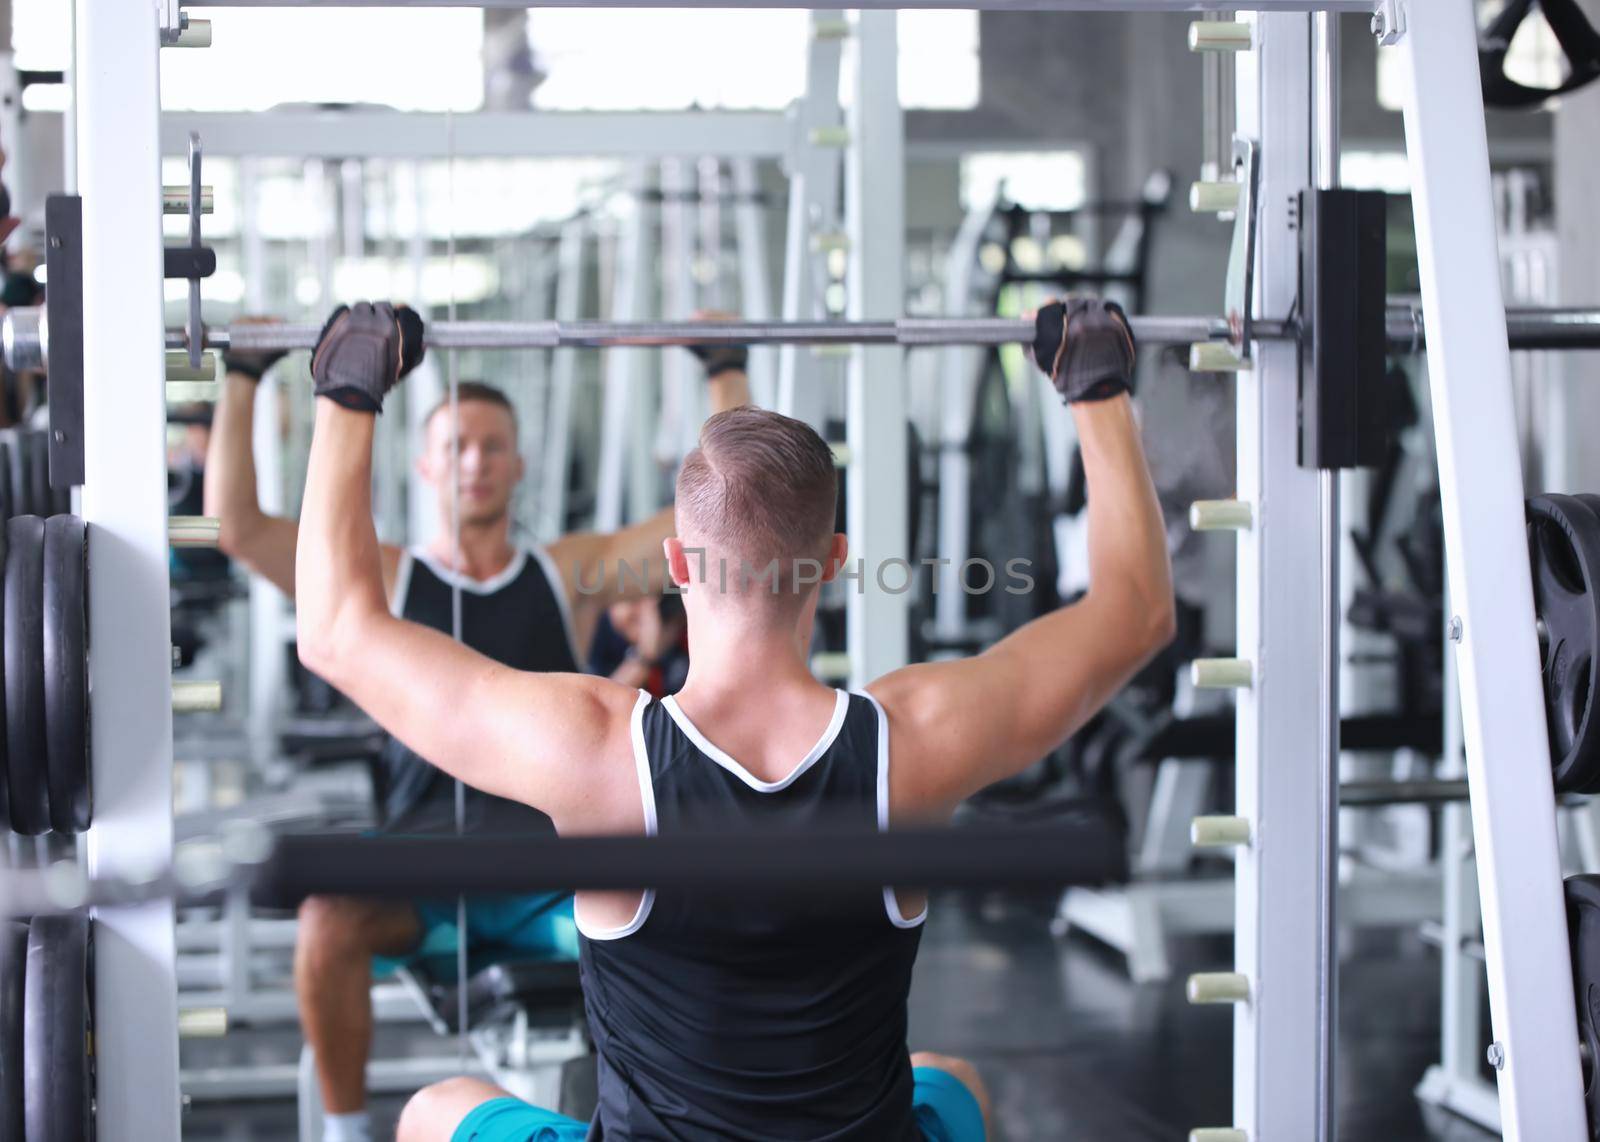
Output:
(899, 12), (980, 110)
(1340, 151), (1411, 193)
(529, 11), (808, 110)
(961, 152), (1087, 212)
(159, 10), (484, 112)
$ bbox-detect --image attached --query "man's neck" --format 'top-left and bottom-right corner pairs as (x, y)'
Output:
(676, 610), (821, 706)
(423, 516), (516, 583)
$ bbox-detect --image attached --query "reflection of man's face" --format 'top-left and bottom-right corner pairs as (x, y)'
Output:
(416, 399), (524, 527)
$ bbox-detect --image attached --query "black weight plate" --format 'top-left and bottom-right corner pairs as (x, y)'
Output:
(22, 915), (89, 1142)
(43, 516), (88, 834)
(0, 437), (14, 521)
(1528, 494), (1600, 794)
(26, 434), (49, 519)
(0, 920), (26, 1142)
(4, 516), (46, 835)
(1567, 875), (1600, 1133)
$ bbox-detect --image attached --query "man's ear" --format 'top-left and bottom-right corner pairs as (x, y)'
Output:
(820, 534), (849, 583)
(664, 536), (692, 589)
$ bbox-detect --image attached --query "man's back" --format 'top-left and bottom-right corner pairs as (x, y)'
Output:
(577, 690), (924, 1140)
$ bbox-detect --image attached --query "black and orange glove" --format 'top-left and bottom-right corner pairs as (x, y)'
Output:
(310, 301), (426, 413)
(1029, 297), (1136, 404)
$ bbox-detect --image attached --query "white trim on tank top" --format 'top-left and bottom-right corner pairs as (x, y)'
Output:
(401, 544), (580, 666)
(412, 545), (529, 596)
(856, 690), (929, 929)
(660, 689), (849, 793)
(574, 690), (658, 941)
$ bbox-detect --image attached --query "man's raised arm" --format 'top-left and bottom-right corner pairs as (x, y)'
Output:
(293, 303), (636, 825)
(869, 298), (1176, 816)
(204, 320), (302, 595)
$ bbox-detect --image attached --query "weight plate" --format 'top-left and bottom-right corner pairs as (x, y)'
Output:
(4, 516), (47, 835)
(43, 516), (89, 834)
(1529, 494), (1600, 793)
(0, 921), (26, 1142)
(22, 915), (90, 1142)
(1567, 875), (1600, 1134)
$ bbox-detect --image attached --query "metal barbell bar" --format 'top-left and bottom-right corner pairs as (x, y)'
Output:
(199, 315), (1252, 353)
(8, 305), (1600, 373)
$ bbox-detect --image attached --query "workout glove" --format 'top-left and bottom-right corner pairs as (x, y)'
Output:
(310, 301), (426, 414)
(686, 341), (749, 381)
(223, 317), (289, 382)
(1030, 297), (1136, 404)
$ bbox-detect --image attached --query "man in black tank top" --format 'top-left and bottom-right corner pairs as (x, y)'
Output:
(206, 317), (748, 1141)
(293, 298), (1173, 1142)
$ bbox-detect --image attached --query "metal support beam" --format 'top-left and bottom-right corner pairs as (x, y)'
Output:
(844, 10), (907, 685)
(77, 0), (181, 1137)
(158, 110), (792, 160)
(1230, 12), (1323, 1138)
(1398, 2), (1587, 1136)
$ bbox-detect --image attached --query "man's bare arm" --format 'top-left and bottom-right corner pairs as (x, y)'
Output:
(204, 371), (302, 596)
(205, 332), (402, 600)
(295, 394), (638, 826)
(869, 302), (1174, 816)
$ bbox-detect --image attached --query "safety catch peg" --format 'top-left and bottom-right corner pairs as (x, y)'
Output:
(1186, 972), (1251, 1005)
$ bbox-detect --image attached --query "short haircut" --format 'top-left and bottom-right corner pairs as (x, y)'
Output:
(425, 381), (518, 435)
(675, 407), (838, 599)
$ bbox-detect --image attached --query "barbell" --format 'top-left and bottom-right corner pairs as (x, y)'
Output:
(6, 305), (1600, 374)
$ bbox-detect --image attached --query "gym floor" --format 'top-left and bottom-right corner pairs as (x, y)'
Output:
(182, 894), (1497, 1141)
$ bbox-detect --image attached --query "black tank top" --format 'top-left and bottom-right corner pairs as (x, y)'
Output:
(378, 545), (580, 830)
(578, 690), (926, 1140)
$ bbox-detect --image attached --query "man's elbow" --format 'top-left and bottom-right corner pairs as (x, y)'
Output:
(295, 605), (364, 687)
(1143, 594), (1178, 655)
(212, 508), (259, 562)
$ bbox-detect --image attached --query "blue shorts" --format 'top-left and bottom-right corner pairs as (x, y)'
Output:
(449, 1065), (986, 1142)
(372, 894), (578, 977)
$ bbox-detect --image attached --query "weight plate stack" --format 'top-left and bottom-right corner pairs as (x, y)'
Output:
(0, 920), (26, 1142)
(1527, 494), (1600, 794)
(22, 914), (91, 1142)
(4, 516), (45, 835)
(43, 516), (89, 833)
(1567, 875), (1600, 1135)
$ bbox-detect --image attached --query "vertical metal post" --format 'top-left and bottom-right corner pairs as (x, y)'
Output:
(515, 242), (552, 536)
(660, 158), (701, 463)
(538, 218), (587, 539)
(732, 158), (777, 409)
(933, 191), (998, 647)
(777, 11), (844, 428)
(77, 0), (181, 1137)
(1311, 13), (1340, 1142)
(844, 10), (907, 685)
(595, 165), (652, 533)
(1398, 4), (1587, 1136)
(1231, 13), (1323, 1138)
